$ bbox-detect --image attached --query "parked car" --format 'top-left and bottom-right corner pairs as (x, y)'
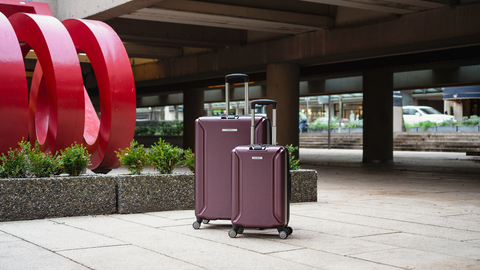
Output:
(402, 106), (455, 125)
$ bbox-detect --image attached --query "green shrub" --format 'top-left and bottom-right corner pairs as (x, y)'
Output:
(149, 138), (183, 174)
(135, 126), (157, 136)
(309, 117), (340, 130)
(182, 148), (195, 173)
(285, 144), (301, 171)
(28, 141), (61, 178)
(309, 121), (329, 130)
(438, 119), (456, 126)
(0, 141), (30, 178)
(135, 120), (184, 136)
(59, 142), (91, 176)
(116, 140), (149, 175)
(348, 119), (363, 128)
(461, 115), (480, 126)
(419, 121), (436, 130)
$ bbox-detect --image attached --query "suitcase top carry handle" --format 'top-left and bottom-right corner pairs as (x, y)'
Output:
(225, 73), (249, 82)
(250, 99), (277, 145)
(225, 73), (249, 116)
(250, 99), (277, 109)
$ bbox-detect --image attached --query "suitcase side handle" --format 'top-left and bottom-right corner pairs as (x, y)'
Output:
(250, 99), (277, 145)
(225, 73), (249, 116)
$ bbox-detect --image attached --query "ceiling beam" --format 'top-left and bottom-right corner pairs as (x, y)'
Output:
(119, 0), (333, 34)
(123, 43), (182, 59)
(107, 18), (247, 48)
(301, 0), (446, 14)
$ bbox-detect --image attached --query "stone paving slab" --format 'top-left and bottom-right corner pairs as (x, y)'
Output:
(360, 232), (480, 260)
(0, 219), (125, 251)
(269, 248), (401, 270)
(0, 239), (89, 270)
(350, 248), (480, 270)
(57, 245), (202, 270)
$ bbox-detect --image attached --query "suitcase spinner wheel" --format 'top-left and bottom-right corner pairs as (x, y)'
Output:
(228, 226), (292, 239)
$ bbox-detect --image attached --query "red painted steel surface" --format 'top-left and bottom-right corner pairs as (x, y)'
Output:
(0, 2), (136, 170)
(63, 19), (136, 170)
(0, 12), (29, 154)
(10, 12), (85, 154)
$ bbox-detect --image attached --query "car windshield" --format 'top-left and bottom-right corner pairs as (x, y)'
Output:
(419, 107), (442, 115)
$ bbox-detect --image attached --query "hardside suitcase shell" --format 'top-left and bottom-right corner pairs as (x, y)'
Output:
(193, 74), (271, 229)
(229, 99), (292, 239)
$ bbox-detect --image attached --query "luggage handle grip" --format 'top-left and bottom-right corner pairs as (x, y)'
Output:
(225, 73), (249, 116)
(225, 74), (249, 82)
(251, 99), (276, 146)
(250, 100), (277, 109)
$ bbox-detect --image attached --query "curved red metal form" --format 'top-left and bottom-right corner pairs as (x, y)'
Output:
(9, 13), (85, 154)
(63, 18), (136, 170)
(0, 12), (29, 155)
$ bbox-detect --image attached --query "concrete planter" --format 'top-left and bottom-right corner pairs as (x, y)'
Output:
(457, 125), (480, 132)
(436, 126), (457, 132)
(308, 129), (328, 133)
(291, 169), (317, 203)
(117, 173), (194, 214)
(0, 169), (317, 221)
(0, 175), (117, 222)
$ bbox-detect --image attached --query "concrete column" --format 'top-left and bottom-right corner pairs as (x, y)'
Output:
(453, 101), (463, 122)
(266, 63), (300, 148)
(183, 89), (204, 151)
(363, 69), (394, 163)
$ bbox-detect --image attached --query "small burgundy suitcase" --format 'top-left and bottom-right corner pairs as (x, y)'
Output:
(229, 99), (292, 239)
(193, 74), (271, 229)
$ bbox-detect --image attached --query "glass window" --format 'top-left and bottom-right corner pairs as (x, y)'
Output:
(419, 107), (441, 115)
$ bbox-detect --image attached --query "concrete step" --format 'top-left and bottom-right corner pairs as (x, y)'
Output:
(300, 132), (480, 152)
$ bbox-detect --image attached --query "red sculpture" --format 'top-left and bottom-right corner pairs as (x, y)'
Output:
(0, 1), (136, 171)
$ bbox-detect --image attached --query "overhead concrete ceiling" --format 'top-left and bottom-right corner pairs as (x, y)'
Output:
(79, 0), (453, 60)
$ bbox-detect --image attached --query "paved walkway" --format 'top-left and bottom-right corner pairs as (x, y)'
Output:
(1, 149), (480, 269)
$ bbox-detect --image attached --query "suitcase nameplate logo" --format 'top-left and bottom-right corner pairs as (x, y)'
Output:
(252, 156), (263, 160)
(222, 129), (238, 132)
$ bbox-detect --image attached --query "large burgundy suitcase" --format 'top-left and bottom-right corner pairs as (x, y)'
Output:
(229, 99), (292, 239)
(193, 74), (271, 229)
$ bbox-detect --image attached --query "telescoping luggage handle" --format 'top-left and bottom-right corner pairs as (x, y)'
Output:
(250, 99), (277, 146)
(225, 73), (249, 116)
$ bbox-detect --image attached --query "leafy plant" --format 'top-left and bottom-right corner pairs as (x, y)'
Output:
(135, 120), (184, 136)
(135, 126), (158, 136)
(285, 144), (301, 171)
(438, 119), (456, 127)
(461, 115), (480, 126)
(59, 142), (91, 176)
(0, 141), (30, 178)
(309, 117), (340, 130)
(149, 138), (183, 174)
(116, 140), (150, 175)
(28, 141), (61, 178)
(347, 119), (363, 128)
(182, 148), (195, 173)
(419, 121), (436, 130)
